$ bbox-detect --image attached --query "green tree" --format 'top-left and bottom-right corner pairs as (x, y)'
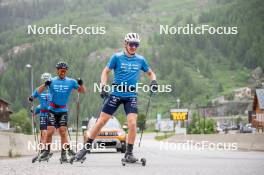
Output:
(10, 108), (32, 134)
(188, 112), (216, 134)
(137, 114), (146, 131)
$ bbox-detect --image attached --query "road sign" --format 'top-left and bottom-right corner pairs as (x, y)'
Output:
(170, 109), (188, 121)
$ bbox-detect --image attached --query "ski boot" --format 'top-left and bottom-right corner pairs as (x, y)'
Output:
(59, 150), (68, 164)
(69, 147), (88, 164)
(67, 148), (76, 157)
(38, 150), (51, 162)
(124, 153), (138, 163)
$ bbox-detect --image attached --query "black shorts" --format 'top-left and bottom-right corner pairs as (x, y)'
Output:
(39, 112), (48, 130)
(48, 111), (68, 128)
(102, 95), (138, 116)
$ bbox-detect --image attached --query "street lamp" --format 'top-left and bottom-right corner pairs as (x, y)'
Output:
(176, 98), (180, 109)
(26, 64), (34, 134)
(25, 64), (34, 94)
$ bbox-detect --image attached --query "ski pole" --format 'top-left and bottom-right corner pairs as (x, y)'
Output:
(76, 92), (80, 152)
(30, 102), (39, 152)
(67, 126), (72, 141)
(138, 92), (153, 147)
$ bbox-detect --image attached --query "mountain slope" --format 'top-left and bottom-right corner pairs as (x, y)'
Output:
(0, 0), (263, 124)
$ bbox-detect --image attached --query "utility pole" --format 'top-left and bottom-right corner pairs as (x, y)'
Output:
(26, 64), (34, 134)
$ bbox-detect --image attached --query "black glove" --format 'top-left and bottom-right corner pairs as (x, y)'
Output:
(77, 78), (83, 86)
(45, 80), (51, 86)
(100, 85), (109, 99)
(28, 96), (33, 102)
(150, 80), (158, 93)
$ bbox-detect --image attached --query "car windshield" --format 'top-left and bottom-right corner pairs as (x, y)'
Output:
(87, 117), (121, 130)
(103, 119), (121, 129)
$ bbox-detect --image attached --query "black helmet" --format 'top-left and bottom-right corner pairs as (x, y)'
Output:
(56, 61), (68, 70)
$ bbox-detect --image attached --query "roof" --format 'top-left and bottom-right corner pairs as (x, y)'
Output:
(0, 99), (10, 105)
(256, 89), (264, 109)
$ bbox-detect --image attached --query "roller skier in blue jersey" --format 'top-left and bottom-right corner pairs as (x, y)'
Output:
(28, 73), (52, 162)
(37, 61), (86, 162)
(72, 33), (158, 164)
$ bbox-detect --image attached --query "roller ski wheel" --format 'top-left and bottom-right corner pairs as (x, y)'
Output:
(80, 157), (86, 164)
(140, 158), (146, 166)
(121, 158), (126, 166)
(69, 156), (86, 164)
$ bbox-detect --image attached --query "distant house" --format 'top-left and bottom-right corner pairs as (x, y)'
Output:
(234, 87), (252, 100)
(0, 99), (12, 130)
(252, 89), (264, 131)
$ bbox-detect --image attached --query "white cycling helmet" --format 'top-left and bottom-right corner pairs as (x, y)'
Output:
(124, 33), (140, 43)
(41, 72), (52, 81)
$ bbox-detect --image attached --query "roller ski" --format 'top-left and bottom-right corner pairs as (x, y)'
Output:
(32, 154), (39, 163)
(60, 148), (76, 164)
(38, 152), (53, 162)
(32, 151), (53, 163)
(121, 153), (146, 166)
(69, 148), (88, 164)
(59, 157), (69, 164)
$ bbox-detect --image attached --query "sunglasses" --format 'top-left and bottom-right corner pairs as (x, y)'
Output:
(128, 42), (139, 48)
(58, 69), (67, 73)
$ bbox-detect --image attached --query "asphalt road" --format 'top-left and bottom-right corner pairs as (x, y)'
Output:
(1, 134), (264, 175)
